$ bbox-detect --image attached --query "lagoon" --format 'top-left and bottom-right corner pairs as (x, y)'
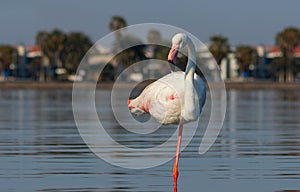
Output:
(0, 89), (299, 192)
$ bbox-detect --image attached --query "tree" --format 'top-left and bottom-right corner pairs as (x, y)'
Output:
(275, 27), (300, 82)
(109, 16), (127, 77)
(0, 45), (17, 76)
(36, 29), (67, 80)
(109, 16), (127, 59)
(209, 35), (230, 65)
(119, 35), (146, 68)
(37, 30), (92, 74)
(61, 32), (92, 73)
(147, 30), (171, 60)
(235, 45), (255, 78)
(147, 30), (161, 45)
(0, 45), (16, 68)
(109, 16), (127, 32)
(36, 29), (67, 69)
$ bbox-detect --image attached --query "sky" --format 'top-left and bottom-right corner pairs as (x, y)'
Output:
(0, 0), (299, 46)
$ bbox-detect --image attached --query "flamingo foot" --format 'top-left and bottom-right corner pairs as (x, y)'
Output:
(173, 165), (179, 192)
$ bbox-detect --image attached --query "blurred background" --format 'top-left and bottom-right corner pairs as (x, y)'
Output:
(0, 0), (299, 83)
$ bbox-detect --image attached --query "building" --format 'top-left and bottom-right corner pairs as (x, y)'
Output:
(219, 45), (300, 81)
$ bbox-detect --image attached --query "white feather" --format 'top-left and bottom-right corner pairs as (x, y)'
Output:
(129, 71), (206, 124)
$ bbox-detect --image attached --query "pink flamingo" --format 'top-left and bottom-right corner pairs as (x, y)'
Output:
(128, 33), (206, 192)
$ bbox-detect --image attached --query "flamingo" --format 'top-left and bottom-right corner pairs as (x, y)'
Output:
(128, 33), (206, 192)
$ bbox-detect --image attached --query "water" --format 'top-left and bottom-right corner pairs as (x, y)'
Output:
(0, 89), (300, 192)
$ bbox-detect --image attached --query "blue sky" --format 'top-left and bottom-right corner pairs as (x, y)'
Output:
(0, 0), (299, 46)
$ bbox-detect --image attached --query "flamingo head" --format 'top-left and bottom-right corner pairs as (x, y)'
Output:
(168, 33), (187, 64)
(128, 99), (146, 115)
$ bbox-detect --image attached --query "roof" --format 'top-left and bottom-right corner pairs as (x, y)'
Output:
(259, 45), (300, 58)
(13, 45), (42, 58)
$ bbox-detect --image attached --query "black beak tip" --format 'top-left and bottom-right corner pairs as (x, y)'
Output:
(168, 60), (174, 64)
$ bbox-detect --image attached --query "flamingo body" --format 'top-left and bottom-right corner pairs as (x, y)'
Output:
(128, 71), (206, 125)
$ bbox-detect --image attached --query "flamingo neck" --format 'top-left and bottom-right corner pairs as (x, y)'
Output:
(182, 37), (197, 122)
(185, 37), (196, 79)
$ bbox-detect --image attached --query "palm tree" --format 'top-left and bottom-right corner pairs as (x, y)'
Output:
(209, 35), (230, 65)
(235, 45), (255, 78)
(36, 31), (48, 48)
(275, 27), (300, 82)
(109, 16), (127, 35)
(147, 30), (171, 60)
(109, 16), (127, 77)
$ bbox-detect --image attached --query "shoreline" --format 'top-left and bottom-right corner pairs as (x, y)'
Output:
(0, 81), (300, 90)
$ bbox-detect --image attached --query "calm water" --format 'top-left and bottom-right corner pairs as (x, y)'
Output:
(0, 89), (300, 192)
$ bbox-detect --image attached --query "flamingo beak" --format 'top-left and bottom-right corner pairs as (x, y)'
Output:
(128, 99), (133, 109)
(168, 44), (179, 64)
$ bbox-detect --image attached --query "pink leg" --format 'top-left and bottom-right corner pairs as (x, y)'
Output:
(173, 124), (183, 192)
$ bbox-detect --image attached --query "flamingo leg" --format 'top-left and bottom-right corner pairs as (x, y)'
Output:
(173, 124), (183, 192)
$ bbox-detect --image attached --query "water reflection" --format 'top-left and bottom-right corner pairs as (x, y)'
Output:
(0, 89), (299, 192)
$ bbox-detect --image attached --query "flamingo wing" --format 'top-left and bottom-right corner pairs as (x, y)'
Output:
(129, 72), (184, 124)
(128, 71), (206, 125)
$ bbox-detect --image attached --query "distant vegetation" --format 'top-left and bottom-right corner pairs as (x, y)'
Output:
(0, 15), (299, 82)
(35, 29), (92, 80)
(209, 35), (230, 66)
(274, 27), (300, 82)
(0, 45), (17, 72)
